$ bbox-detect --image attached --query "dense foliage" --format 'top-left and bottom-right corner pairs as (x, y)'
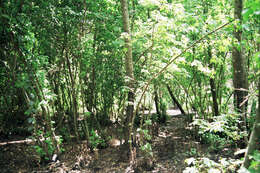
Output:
(0, 0), (259, 171)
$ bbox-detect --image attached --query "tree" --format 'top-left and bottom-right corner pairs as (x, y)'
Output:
(120, 0), (136, 164)
(232, 0), (249, 113)
(242, 1), (260, 165)
(242, 78), (260, 168)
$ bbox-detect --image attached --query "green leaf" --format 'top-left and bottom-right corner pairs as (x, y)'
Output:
(1, 14), (10, 19)
(253, 51), (260, 69)
(84, 112), (91, 117)
(144, 119), (152, 125)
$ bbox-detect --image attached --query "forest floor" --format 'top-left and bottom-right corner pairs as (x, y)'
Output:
(0, 110), (237, 173)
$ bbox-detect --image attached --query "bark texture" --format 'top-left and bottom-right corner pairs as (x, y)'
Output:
(242, 30), (260, 169)
(154, 86), (161, 115)
(232, 0), (248, 112)
(120, 0), (136, 165)
(167, 85), (186, 115)
(242, 79), (260, 168)
(208, 45), (219, 116)
(120, 0), (135, 128)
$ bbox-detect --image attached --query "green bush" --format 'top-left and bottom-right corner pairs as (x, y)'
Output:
(184, 157), (242, 173)
(248, 150), (260, 173)
(190, 113), (245, 148)
(89, 130), (106, 149)
(33, 130), (63, 161)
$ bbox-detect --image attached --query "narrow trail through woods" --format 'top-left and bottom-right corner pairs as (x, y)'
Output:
(40, 110), (208, 173)
(0, 110), (233, 173)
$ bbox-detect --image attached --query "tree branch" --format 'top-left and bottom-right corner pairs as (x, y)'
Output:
(134, 21), (233, 115)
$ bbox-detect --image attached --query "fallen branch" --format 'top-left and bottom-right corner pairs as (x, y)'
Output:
(0, 139), (36, 146)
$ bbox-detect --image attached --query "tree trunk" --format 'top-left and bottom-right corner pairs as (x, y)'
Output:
(154, 86), (161, 115)
(66, 50), (79, 142)
(242, 29), (260, 169)
(166, 85), (186, 115)
(210, 79), (219, 116)
(232, 1), (249, 143)
(242, 79), (260, 168)
(120, 0), (136, 165)
(207, 45), (219, 116)
(232, 0), (248, 112)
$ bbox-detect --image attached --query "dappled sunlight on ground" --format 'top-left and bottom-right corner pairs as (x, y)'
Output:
(0, 110), (236, 173)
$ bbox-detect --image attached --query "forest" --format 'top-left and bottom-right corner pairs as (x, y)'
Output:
(0, 0), (259, 172)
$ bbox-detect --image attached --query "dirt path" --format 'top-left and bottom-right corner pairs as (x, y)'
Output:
(143, 109), (182, 116)
(41, 113), (208, 173)
(0, 111), (224, 173)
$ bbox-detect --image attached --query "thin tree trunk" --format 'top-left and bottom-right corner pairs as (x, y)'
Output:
(65, 50), (79, 142)
(120, 0), (136, 165)
(242, 79), (260, 168)
(232, 0), (249, 145)
(154, 86), (161, 115)
(207, 45), (219, 116)
(232, 0), (248, 112)
(209, 79), (219, 115)
(242, 29), (260, 168)
(166, 85), (186, 115)
(216, 52), (227, 112)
